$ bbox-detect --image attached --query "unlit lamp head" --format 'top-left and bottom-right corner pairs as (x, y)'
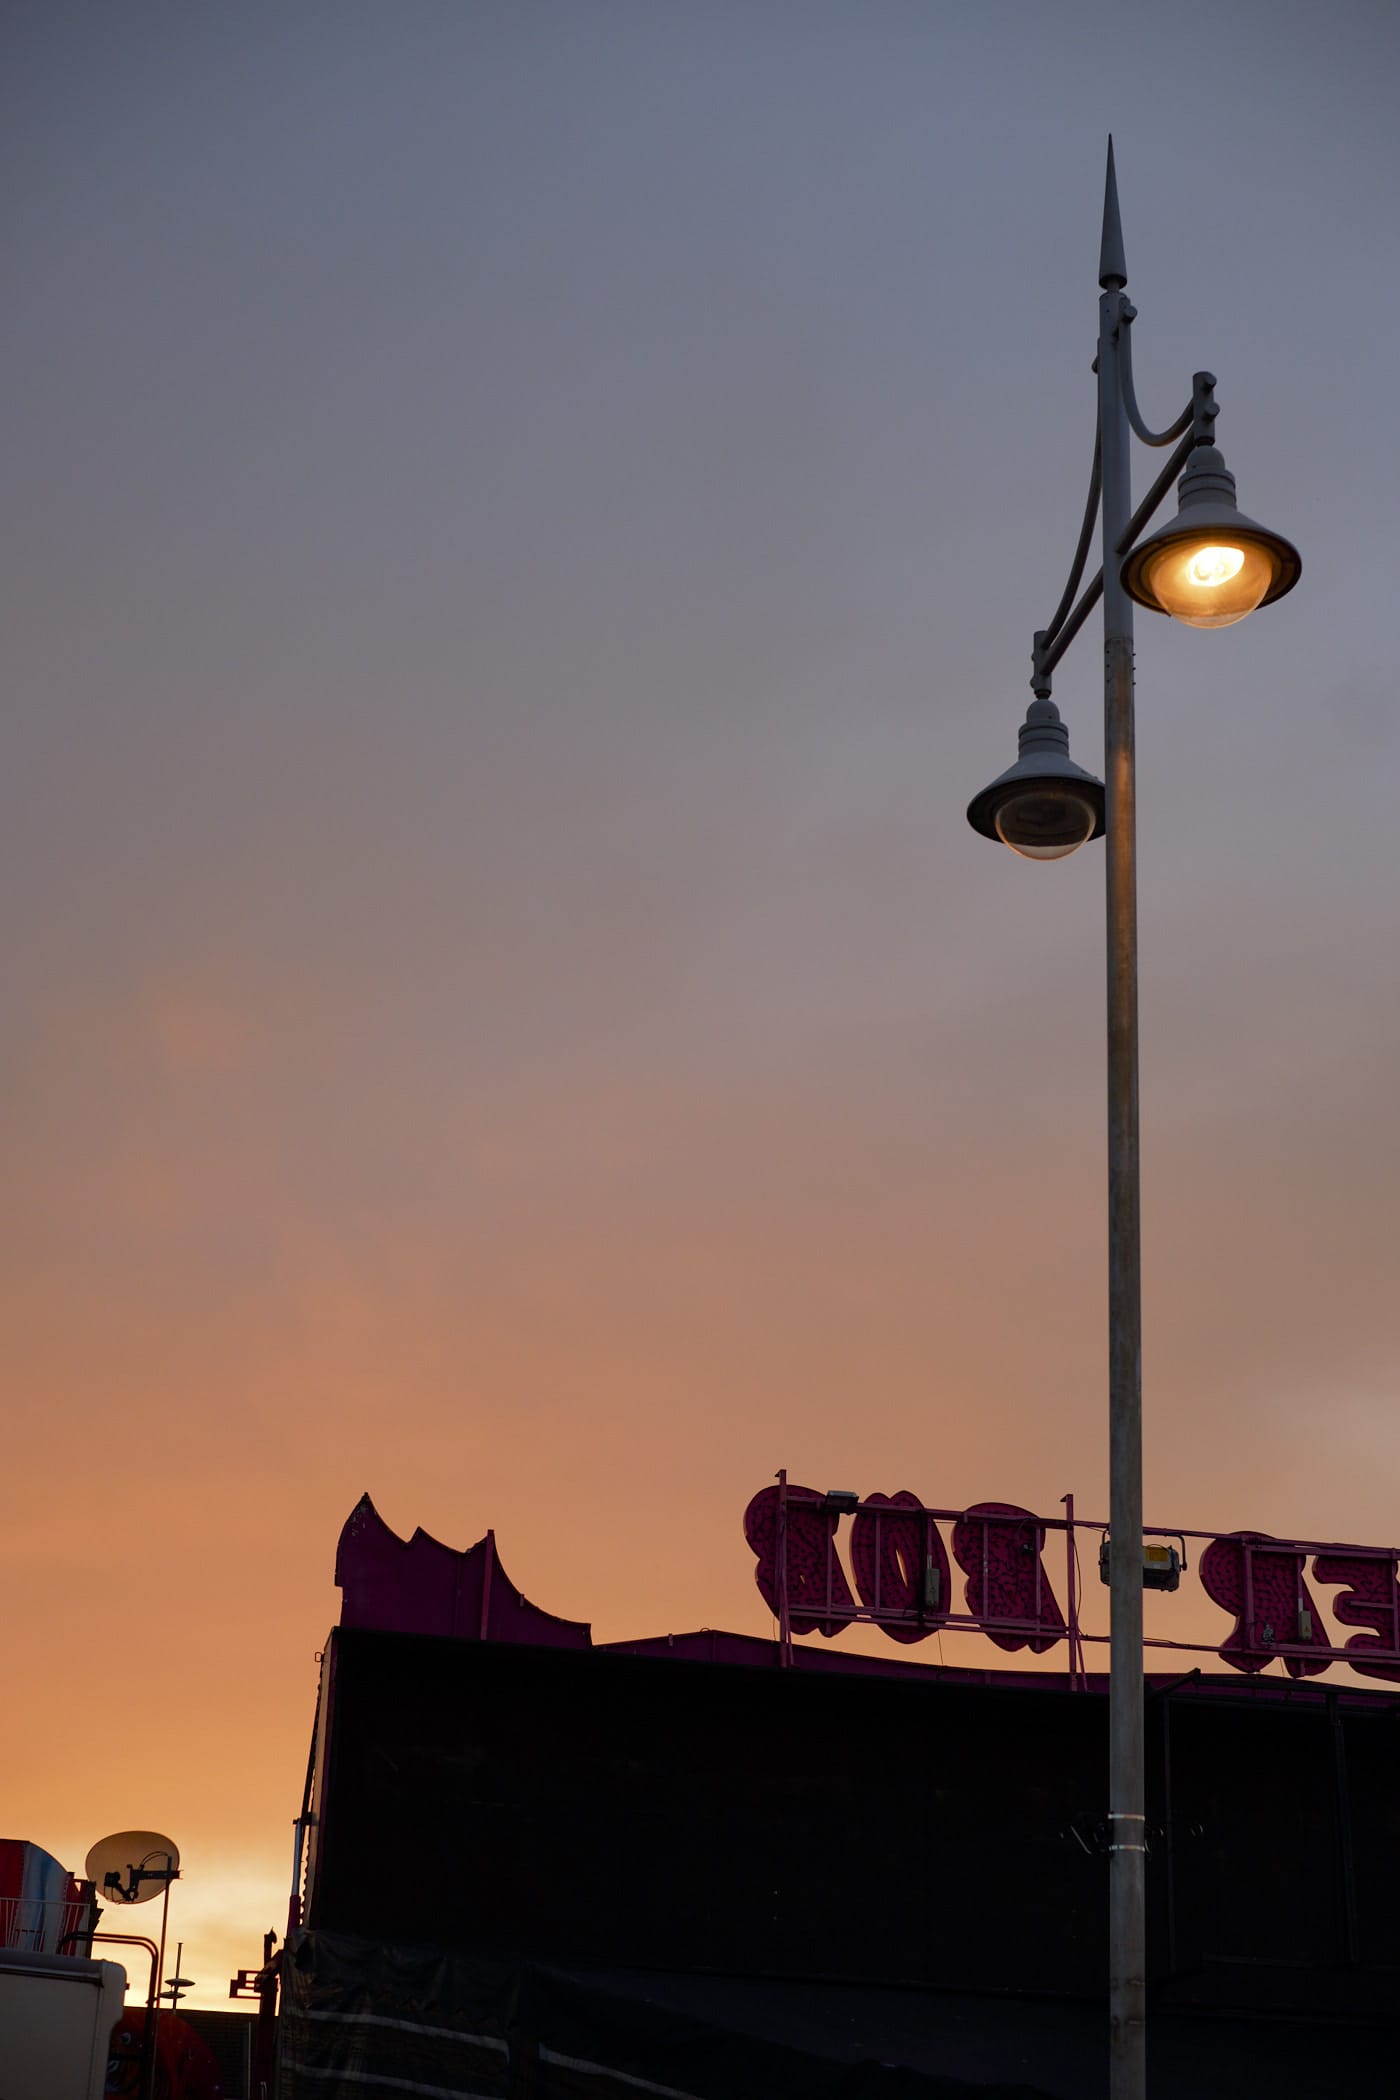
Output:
(994, 784), (1101, 860)
(1121, 446), (1300, 628)
(967, 697), (1105, 861)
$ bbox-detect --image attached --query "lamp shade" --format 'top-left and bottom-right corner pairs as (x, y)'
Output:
(966, 698), (1105, 861)
(1120, 446), (1300, 628)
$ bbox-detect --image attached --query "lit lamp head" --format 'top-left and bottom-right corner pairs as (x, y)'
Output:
(1120, 445), (1300, 629)
(966, 697), (1105, 861)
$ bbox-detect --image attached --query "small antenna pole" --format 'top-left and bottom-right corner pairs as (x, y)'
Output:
(141, 1853), (175, 2100)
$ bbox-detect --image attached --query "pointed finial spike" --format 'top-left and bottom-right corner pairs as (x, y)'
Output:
(1099, 136), (1127, 291)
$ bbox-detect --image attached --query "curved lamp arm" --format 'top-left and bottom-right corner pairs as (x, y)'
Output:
(1036, 410), (1103, 680)
(1115, 373), (1221, 556)
(1116, 426), (1197, 556)
(1036, 357), (1227, 687)
(1118, 303), (1194, 448)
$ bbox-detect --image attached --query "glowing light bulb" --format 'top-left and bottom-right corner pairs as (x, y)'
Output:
(1185, 545), (1246, 589)
(1142, 536), (1273, 629)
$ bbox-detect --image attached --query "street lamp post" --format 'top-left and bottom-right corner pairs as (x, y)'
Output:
(966, 142), (1299, 2100)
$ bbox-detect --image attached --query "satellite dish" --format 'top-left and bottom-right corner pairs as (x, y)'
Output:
(84, 1831), (180, 1906)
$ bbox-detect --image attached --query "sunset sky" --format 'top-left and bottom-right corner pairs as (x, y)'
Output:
(6, 1), (1400, 2012)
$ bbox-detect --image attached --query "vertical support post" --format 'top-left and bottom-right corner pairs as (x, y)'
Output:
(141, 1861), (175, 2100)
(1099, 237), (1147, 2095)
(289, 1817), (307, 1933)
(1328, 1689), (1361, 1965)
(775, 1469), (793, 1668)
(1062, 1493), (1083, 1690)
(1160, 1690), (1177, 1979)
(479, 1530), (496, 1641)
(255, 1929), (279, 2100)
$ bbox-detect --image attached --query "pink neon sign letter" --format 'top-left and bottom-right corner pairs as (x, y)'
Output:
(743, 1483), (856, 1638)
(1311, 1550), (1400, 1683)
(850, 1490), (950, 1641)
(949, 1501), (1065, 1655)
(1198, 1532), (1329, 1678)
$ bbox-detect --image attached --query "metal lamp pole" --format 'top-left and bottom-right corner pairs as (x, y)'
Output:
(966, 141), (1300, 2100)
(1096, 157), (1149, 2100)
